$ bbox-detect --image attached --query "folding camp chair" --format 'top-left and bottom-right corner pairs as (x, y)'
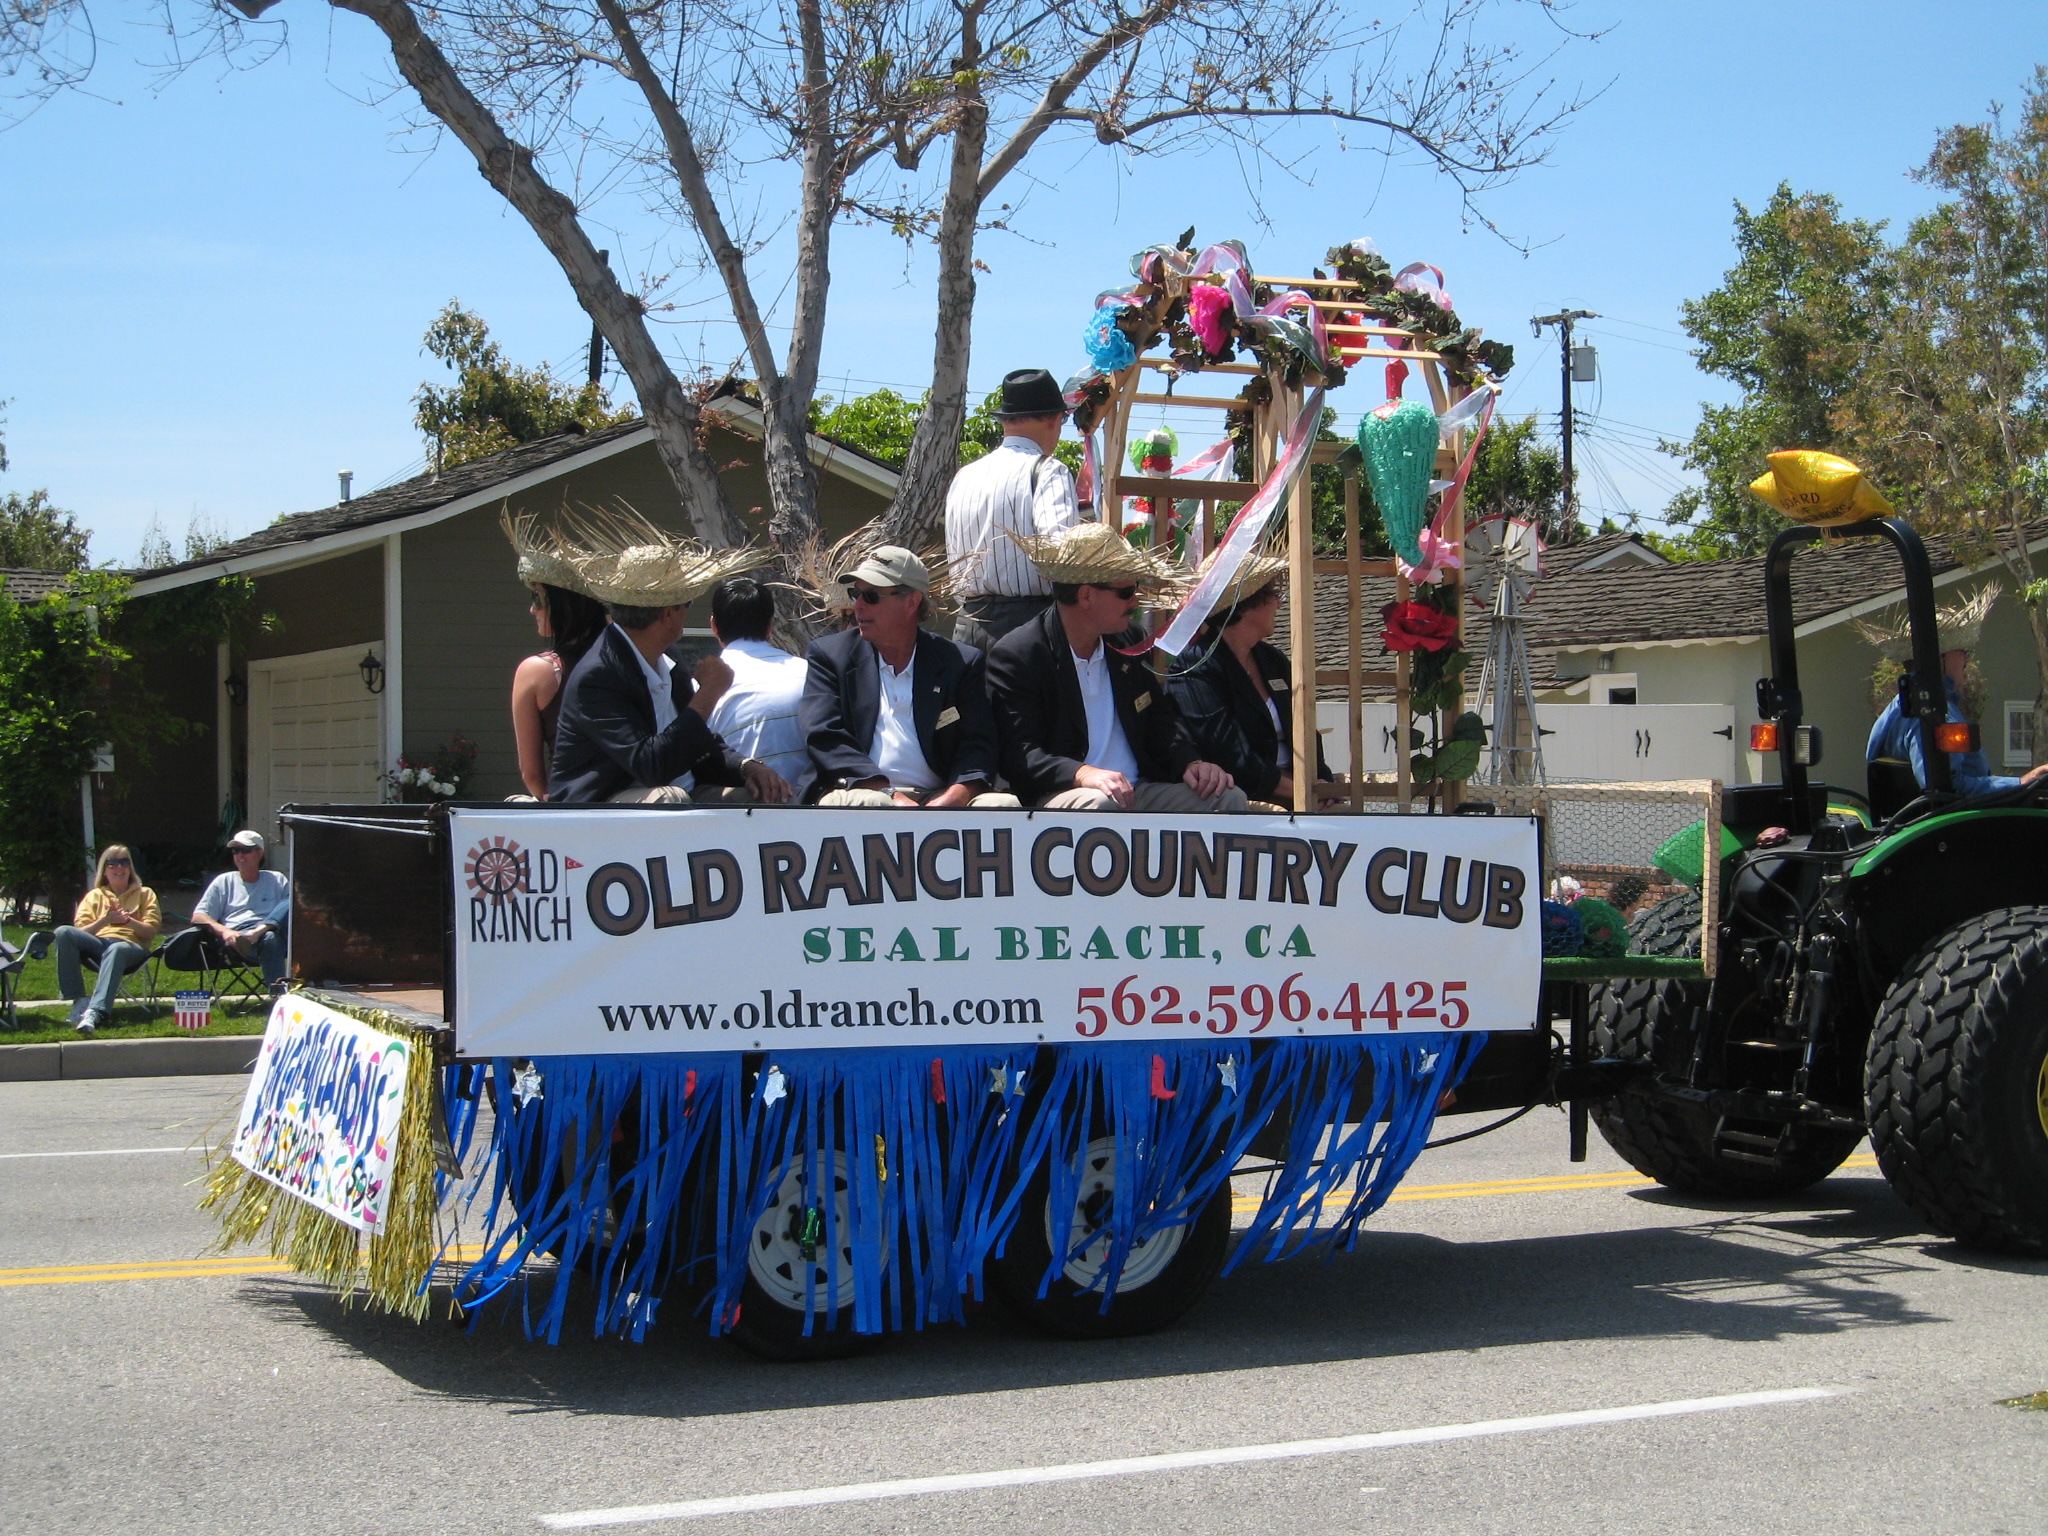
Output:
(23, 927), (171, 1022)
(158, 926), (266, 1004)
(0, 939), (22, 1030)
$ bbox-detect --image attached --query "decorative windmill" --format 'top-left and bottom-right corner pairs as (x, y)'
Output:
(1467, 516), (1547, 786)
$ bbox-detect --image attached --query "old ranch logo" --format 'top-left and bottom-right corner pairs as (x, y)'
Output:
(464, 836), (577, 943)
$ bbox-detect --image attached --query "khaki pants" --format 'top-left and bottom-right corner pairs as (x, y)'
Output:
(1040, 782), (1250, 814)
(819, 787), (1023, 809)
(606, 784), (755, 805)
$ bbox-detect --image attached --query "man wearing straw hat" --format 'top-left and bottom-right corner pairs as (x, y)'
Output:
(551, 536), (795, 805)
(945, 368), (1082, 654)
(1864, 585), (2048, 798)
(800, 545), (1020, 808)
(986, 525), (1246, 813)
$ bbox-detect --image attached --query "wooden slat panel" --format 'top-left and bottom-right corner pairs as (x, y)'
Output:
(1128, 391), (1247, 410)
(1140, 358), (1261, 375)
(1316, 669), (1398, 688)
(1110, 475), (1260, 501)
(1311, 558), (1397, 576)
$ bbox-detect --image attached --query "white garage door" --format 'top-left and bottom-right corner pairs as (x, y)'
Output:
(249, 645), (385, 834)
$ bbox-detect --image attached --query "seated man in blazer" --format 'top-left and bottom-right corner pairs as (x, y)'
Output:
(802, 545), (1020, 808)
(1167, 552), (1337, 811)
(550, 539), (794, 806)
(986, 524), (1247, 813)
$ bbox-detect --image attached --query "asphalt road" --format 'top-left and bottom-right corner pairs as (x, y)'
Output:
(4, 1072), (2046, 1535)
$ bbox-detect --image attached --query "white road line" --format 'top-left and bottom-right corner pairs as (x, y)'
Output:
(0, 1147), (188, 1160)
(537, 1387), (1834, 1530)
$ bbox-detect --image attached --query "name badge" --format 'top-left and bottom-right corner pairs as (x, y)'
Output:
(1270, 676), (1290, 692)
(1134, 691), (1152, 713)
(936, 706), (961, 728)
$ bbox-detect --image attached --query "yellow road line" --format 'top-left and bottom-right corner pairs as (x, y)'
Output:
(0, 1245), (488, 1290)
(1230, 1155), (1879, 1210)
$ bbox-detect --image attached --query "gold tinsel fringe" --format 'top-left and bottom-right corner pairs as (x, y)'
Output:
(198, 1004), (445, 1321)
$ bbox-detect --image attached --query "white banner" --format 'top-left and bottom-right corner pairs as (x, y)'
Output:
(448, 808), (1542, 1059)
(231, 995), (413, 1233)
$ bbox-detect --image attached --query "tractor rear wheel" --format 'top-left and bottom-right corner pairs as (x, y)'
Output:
(1866, 906), (2048, 1256)
(1590, 891), (1858, 1196)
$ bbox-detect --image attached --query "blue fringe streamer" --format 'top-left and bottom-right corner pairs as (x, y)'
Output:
(442, 1033), (1478, 1342)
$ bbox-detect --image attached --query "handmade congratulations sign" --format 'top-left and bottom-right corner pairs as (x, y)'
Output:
(448, 807), (1542, 1059)
(230, 995), (413, 1232)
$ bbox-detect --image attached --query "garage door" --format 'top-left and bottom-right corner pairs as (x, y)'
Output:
(249, 645), (385, 834)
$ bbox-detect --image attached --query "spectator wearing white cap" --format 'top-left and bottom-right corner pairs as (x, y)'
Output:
(191, 830), (292, 989)
(801, 546), (1020, 808)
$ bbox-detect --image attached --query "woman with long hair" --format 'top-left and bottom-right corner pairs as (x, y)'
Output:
(53, 844), (161, 1037)
(1167, 555), (1336, 812)
(512, 581), (609, 798)
(504, 512), (610, 799)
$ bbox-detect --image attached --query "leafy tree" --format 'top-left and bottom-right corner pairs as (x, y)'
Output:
(1661, 185), (1892, 557)
(0, 570), (128, 918)
(1835, 70), (2048, 759)
(809, 384), (1079, 472)
(136, 512), (235, 569)
(414, 302), (636, 470)
(0, 489), (90, 571)
(1468, 414), (1564, 538)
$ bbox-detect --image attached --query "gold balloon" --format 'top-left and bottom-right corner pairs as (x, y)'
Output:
(1748, 450), (1894, 526)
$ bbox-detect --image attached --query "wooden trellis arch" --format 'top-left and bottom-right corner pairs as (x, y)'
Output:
(1080, 263), (1486, 813)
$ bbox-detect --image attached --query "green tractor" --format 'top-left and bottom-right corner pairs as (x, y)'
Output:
(1590, 515), (2048, 1253)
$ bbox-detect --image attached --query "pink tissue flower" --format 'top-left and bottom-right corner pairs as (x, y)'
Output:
(1399, 525), (1464, 586)
(1188, 284), (1233, 357)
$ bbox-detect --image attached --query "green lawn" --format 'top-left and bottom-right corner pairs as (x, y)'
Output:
(3, 923), (271, 1043)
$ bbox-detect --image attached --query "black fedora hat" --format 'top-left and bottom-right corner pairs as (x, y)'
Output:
(995, 368), (1067, 418)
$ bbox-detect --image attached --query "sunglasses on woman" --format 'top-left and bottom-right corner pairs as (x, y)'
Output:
(104, 857), (131, 868)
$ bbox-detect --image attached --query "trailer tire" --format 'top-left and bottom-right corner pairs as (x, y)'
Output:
(989, 1137), (1231, 1340)
(728, 1153), (879, 1363)
(1590, 891), (1857, 1196)
(1866, 906), (2048, 1256)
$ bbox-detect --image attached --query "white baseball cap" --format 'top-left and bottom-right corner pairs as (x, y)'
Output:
(227, 829), (266, 852)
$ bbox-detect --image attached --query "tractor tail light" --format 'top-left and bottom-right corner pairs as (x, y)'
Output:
(1935, 721), (1980, 754)
(1750, 723), (1781, 753)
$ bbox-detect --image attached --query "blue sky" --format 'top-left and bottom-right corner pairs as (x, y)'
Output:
(3, 2), (2046, 565)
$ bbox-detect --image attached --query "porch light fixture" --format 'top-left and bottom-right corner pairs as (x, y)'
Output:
(223, 673), (246, 707)
(359, 650), (386, 695)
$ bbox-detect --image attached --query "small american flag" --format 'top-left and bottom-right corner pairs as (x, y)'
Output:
(174, 991), (212, 1032)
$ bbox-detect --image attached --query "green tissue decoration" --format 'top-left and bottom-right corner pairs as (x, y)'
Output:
(1573, 897), (1630, 959)
(1357, 399), (1439, 564)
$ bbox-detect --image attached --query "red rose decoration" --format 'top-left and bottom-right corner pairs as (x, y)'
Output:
(1380, 599), (1460, 653)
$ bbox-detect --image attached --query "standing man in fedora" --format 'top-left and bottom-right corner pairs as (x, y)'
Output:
(945, 367), (1082, 654)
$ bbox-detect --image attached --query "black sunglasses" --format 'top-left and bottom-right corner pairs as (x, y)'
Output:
(1092, 584), (1140, 601)
(851, 586), (903, 606)
(104, 857), (132, 867)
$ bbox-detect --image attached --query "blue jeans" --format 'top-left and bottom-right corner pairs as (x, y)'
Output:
(224, 924), (288, 986)
(55, 927), (146, 1015)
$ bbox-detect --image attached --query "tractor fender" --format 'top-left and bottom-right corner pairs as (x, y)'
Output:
(1846, 808), (2048, 986)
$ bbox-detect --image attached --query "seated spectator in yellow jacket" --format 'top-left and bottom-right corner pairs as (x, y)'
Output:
(54, 844), (161, 1037)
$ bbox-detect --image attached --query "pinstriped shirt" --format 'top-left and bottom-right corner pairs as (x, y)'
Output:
(944, 437), (1081, 598)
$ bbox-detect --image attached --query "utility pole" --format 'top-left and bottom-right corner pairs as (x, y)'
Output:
(587, 250), (610, 387)
(1531, 309), (1597, 540)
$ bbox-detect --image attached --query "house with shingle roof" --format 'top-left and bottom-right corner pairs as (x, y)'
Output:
(113, 402), (898, 855)
(1286, 526), (2045, 787)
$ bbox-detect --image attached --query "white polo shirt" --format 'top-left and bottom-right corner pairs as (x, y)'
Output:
(617, 624), (677, 732)
(706, 638), (810, 790)
(871, 652), (941, 792)
(1073, 645), (1141, 782)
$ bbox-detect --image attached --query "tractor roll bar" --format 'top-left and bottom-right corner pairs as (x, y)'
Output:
(1763, 517), (1950, 832)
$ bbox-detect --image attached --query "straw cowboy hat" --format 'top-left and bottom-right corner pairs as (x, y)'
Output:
(562, 506), (773, 608)
(1195, 547), (1288, 614)
(1005, 522), (1181, 588)
(500, 509), (590, 594)
(1854, 584), (2000, 660)
(783, 525), (954, 620)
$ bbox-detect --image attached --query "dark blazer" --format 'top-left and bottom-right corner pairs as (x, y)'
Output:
(1168, 637), (1331, 803)
(549, 625), (746, 803)
(800, 627), (1000, 795)
(986, 603), (1201, 802)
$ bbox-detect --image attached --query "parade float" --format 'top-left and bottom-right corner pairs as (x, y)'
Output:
(204, 247), (2048, 1362)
